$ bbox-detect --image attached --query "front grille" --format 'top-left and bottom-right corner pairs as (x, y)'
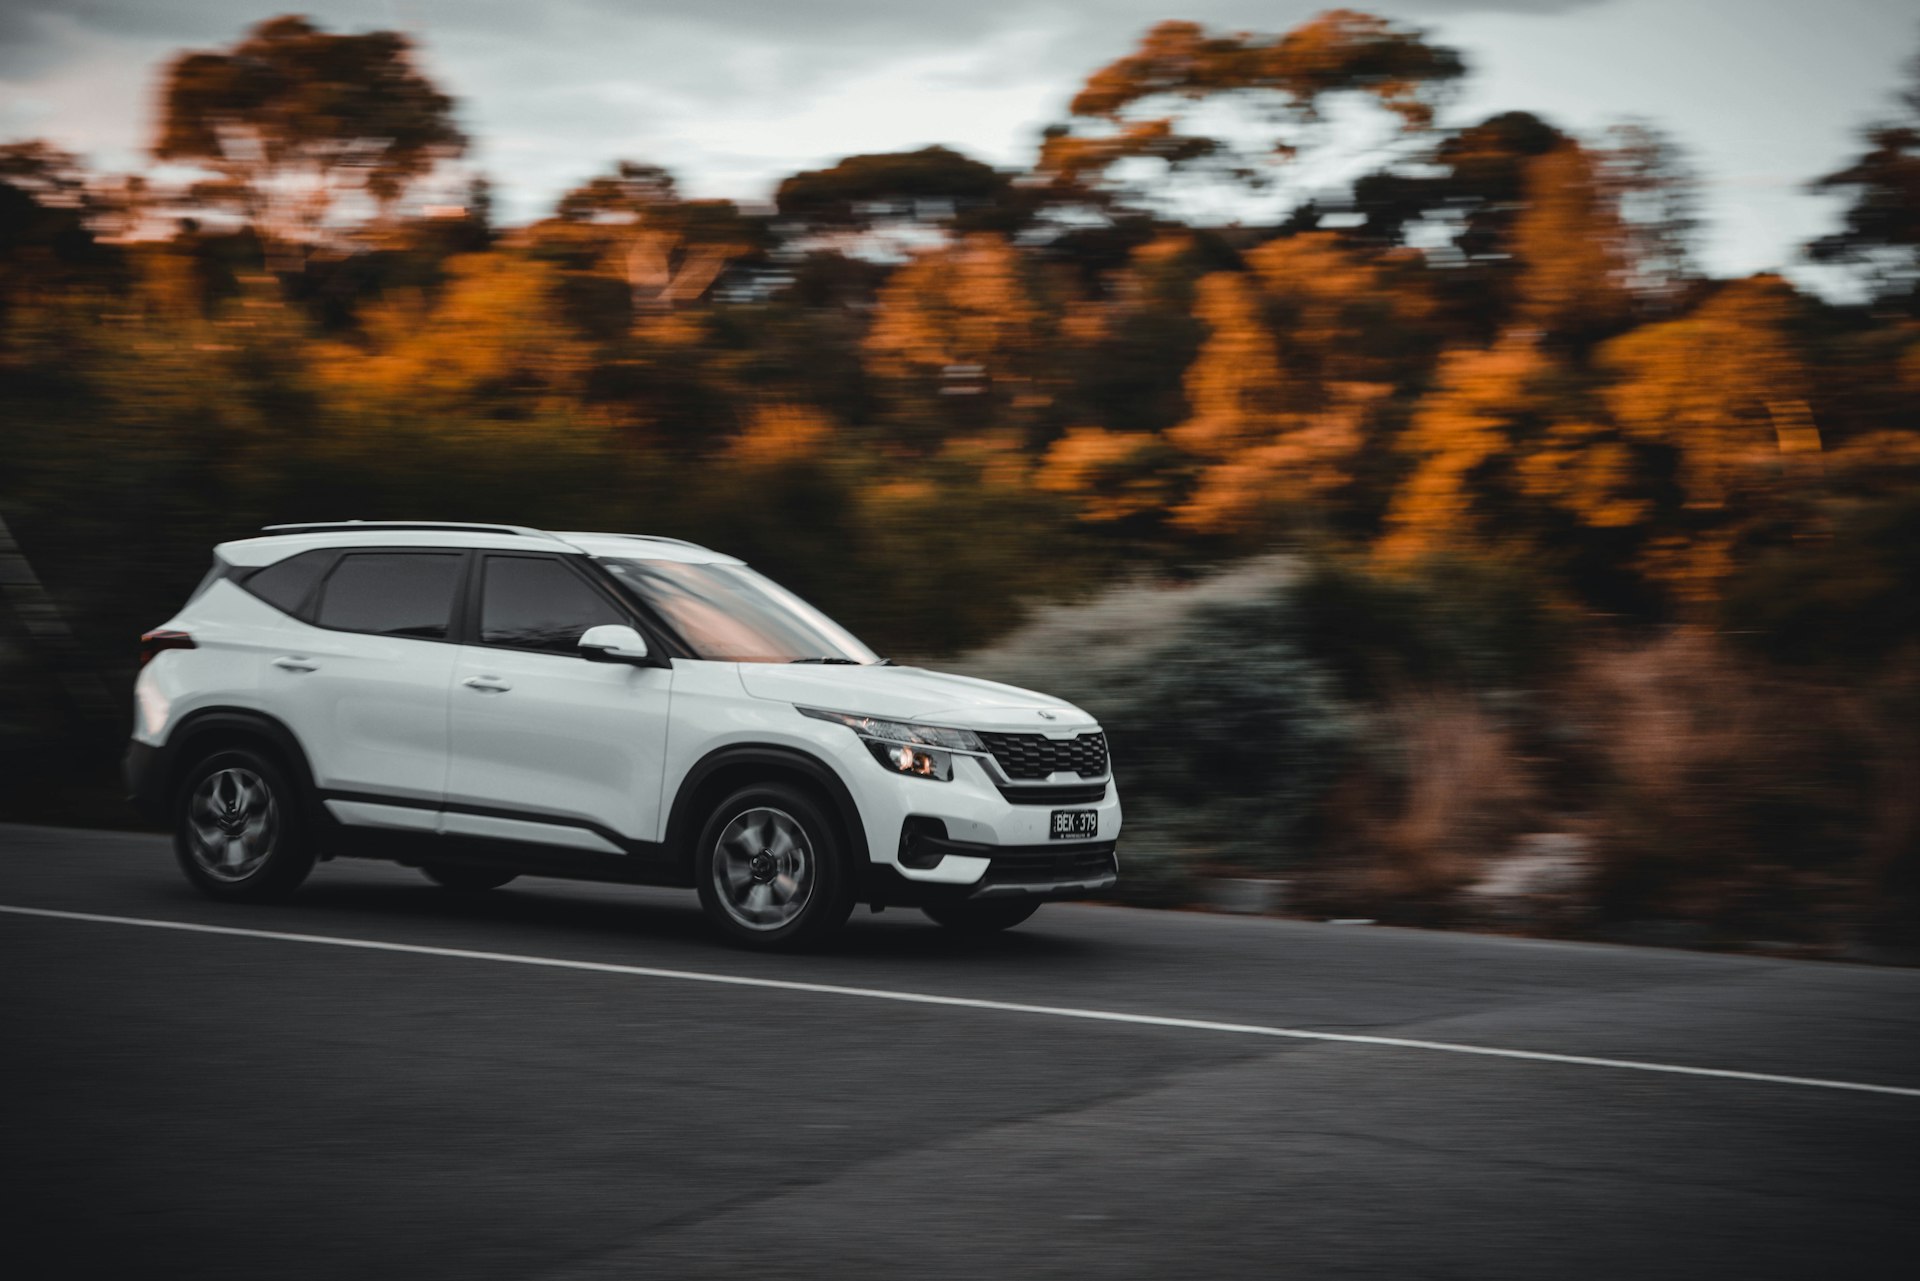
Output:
(982, 843), (1117, 886)
(978, 730), (1108, 781)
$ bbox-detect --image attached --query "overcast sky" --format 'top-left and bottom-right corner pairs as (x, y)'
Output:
(2, 0), (1914, 284)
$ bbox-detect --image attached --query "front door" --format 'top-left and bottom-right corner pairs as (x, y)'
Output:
(444, 553), (673, 853)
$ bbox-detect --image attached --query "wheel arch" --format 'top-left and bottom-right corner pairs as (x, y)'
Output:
(158, 708), (326, 832)
(665, 744), (869, 878)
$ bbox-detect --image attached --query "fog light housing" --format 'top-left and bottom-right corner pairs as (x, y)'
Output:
(899, 816), (950, 869)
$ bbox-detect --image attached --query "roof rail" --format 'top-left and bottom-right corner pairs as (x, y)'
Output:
(554, 531), (709, 550)
(260, 520), (569, 543)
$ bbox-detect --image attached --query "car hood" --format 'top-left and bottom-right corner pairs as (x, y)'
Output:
(735, 664), (1099, 732)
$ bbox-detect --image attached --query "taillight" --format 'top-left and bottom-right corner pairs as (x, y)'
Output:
(139, 629), (196, 670)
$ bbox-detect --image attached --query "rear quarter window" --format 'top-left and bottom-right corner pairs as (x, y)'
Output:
(238, 550), (334, 620)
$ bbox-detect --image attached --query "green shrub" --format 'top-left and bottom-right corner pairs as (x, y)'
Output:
(1280, 553), (1570, 701)
(952, 558), (1355, 876)
(1102, 592), (1356, 873)
(1721, 493), (1920, 670)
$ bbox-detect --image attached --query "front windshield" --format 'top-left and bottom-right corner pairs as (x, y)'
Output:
(600, 558), (880, 665)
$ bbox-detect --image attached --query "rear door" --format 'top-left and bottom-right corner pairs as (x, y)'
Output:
(264, 549), (465, 829)
(444, 553), (673, 853)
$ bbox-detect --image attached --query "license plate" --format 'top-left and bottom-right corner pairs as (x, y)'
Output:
(1049, 809), (1098, 840)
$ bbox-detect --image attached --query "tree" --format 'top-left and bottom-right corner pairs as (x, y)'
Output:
(1504, 129), (1697, 340)
(538, 161), (768, 315)
(1344, 111), (1563, 254)
(1595, 121), (1698, 310)
(1338, 111), (1558, 344)
(1380, 277), (1828, 608)
(1377, 334), (1561, 564)
(775, 146), (1029, 241)
(1168, 241), (1414, 534)
(1598, 274), (1817, 594)
(863, 234), (1067, 449)
(1038, 12), (1464, 216)
(1169, 233), (1446, 534)
(153, 15), (464, 265)
(317, 251), (593, 411)
(1509, 140), (1637, 338)
(0, 142), (107, 281)
(0, 141), (92, 213)
(1809, 42), (1920, 312)
(1338, 113), (1693, 338)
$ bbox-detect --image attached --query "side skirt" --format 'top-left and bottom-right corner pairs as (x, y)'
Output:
(315, 794), (690, 888)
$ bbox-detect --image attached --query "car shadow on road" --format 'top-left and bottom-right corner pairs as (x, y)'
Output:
(172, 869), (1102, 965)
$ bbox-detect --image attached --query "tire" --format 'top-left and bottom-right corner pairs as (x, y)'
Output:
(421, 864), (518, 892)
(173, 746), (315, 902)
(923, 898), (1042, 935)
(694, 782), (856, 950)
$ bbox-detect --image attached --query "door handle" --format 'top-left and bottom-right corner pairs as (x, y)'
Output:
(462, 676), (512, 693)
(272, 656), (318, 673)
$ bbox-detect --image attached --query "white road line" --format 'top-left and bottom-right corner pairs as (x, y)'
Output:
(5, 901), (1917, 1100)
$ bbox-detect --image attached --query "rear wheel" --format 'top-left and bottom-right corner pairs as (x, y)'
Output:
(173, 746), (315, 901)
(694, 782), (855, 950)
(421, 864), (518, 892)
(923, 898), (1041, 935)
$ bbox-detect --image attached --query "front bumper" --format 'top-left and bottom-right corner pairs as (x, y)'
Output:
(863, 842), (1118, 908)
(902, 826), (1118, 900)
(796, 715), (1121, 906)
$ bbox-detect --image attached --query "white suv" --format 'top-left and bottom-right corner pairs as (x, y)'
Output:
(125, 522), (1120, 948)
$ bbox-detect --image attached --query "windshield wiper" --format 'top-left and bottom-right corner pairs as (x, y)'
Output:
(789, 656), (863, 664)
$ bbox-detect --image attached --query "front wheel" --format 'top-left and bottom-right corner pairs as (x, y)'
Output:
(694, 783), (855, 950)
(173, 747), (315, 901)
(923, 898), (1041, 935)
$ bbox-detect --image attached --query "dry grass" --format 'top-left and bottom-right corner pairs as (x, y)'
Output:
(1317, 695), (1537, 913)
(1568, 629), (1871, 938)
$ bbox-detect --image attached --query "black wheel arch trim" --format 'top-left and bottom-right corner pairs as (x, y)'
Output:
(132, 708), (324, 828)
(665, 743), (869, 875)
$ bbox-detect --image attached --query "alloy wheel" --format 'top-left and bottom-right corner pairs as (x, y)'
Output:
(711, 806), (815, 931)
(186, 766), (280, 883)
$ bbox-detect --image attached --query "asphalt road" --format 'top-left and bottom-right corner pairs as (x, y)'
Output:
(3, 823), (1917, 1280)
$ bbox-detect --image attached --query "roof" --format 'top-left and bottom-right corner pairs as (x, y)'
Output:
(215, 521), (738, 568)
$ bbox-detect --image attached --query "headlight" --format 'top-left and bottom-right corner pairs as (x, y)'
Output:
(798, 707), (985, 782)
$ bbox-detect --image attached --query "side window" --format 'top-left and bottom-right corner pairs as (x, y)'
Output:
(239, 550), (332, 620)
(479, 555), (626, 655)
(316, 553), (461, 639)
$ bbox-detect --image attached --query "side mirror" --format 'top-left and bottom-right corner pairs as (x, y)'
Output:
(578, 624), (651, 665)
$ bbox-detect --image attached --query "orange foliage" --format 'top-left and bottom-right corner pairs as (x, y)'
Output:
(1601, 274), (1811, 507)
(1037, 427), (1173, 523)
(1168, 236), (1418, 532)
(1514, 421), (1650, 530)
(1379, 334), (1558, 561)
(726, 403), (833, 466)
(319, 252), (591, 407)
(864, 235), (1053, 379)
(1511, 141), (1634, 335)
(1593, 276), (1817, 594)
(1045, 13), (1463, 189)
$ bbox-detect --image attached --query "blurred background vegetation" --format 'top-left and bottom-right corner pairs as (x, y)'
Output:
(4, 11), (1918, 953)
